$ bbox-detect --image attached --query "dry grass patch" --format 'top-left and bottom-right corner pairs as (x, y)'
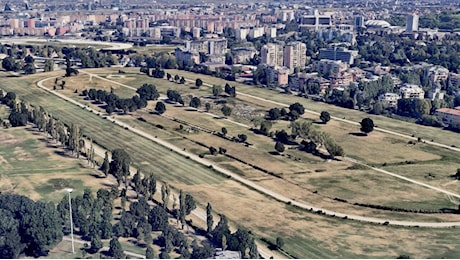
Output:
(0, 127), (112, 203)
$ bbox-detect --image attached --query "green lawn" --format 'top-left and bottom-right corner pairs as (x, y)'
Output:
(0, 127), (107, 204)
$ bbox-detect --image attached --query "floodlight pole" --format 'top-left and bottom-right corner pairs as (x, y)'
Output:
(67, 189), (75, 254)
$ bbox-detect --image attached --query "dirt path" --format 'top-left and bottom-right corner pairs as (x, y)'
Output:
(189, 78), (460, 154)
(62, 237), (145, 259)
(36, 74), (460, 230)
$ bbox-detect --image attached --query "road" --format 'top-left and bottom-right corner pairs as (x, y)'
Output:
(36, 74), (460, 229)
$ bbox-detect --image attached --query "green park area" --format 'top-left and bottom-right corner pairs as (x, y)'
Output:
(1, 69), (460, 258)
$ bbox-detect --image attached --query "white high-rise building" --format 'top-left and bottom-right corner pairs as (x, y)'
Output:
(283, 41), (307, 73)
(406, 14), (419, 32)
(261, 43), (284, 67)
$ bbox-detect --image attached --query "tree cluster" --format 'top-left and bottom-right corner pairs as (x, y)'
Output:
(209, 215), (259, 258)
(224, 83), (236, 97)
(136, 83), (160, 100)
(83, 88), (147, 114)
(0, 194), (63, 258)
(266, 102), (305, 122)
(290, 119), (344, 158)
(166, 89), (184, 105)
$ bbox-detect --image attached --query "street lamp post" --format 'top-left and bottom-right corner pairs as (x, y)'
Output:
(65, 188), (75, 254)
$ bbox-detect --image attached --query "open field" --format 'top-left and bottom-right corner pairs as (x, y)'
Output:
(32, 68), (460, 212)
(131, 44), (180, 55)
(165, 69), (460, 149)
(52, 76), (460, 215)
(0, 126), (110, 203)
(2, 70), (460, 258)
(71, 69), (460, 187)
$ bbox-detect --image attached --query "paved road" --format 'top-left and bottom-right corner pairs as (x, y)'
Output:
(36, 74), (460, 229)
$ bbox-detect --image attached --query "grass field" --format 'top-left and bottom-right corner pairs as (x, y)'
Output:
(66, 69), (460, 190)
(2, 70), (460, 258)
(165, 69), (460, 149)
(0, 126), (110, 203)
(131, 44), (179, 55)
(29, 69), (460, 213)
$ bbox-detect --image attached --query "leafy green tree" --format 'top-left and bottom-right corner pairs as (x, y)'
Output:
(206, 203), (213, 234)
(185, 193), (196, 215)
(0, 194), (63, 257)
(360, 118), (374, 135)
(289, 102), (305, 115)
(89, 234), (103, 253)
(212, 85), (223, 97)
(108, 237), (125, 259)
(132, 169), (142, 198)
(145, 246), (155, 259)
(237, 134), (247, 143)
(147, 174), (157, 201)
(290, 120), (312, 139)
(189, 97), (201, 108)
(274, 142), (285, 154)
(8, 110), (28, 127)
(129, 197), (150, 220)
(268, 108), (281, 120)
(109, 148), (131, 187)
(211, 214), (231, 247)
(259, 120), (272, 135)
(221, 105), (232, 117)
(276, 237), (284, 249)
(166, 90), (183, 104)
(43, 60), (54, 72)
(148, 206), (169, 231)
(320, 111), (331, 124)
(227, 228), (253, 258)
(161, 183), (170, 209)
(205, 102), (211, 112)
(136, 84), (159, 100)
(100, 151), (109, 176)
(155, 101), (166, 114)
(1, 56), (19, 71)
(159, 250), (170, 259)
(2, 92), (16, 108)
(191, 241), (215, 259)
(0, 210), (23, 258)
(195, 78), (203, 88)
(209, 146), (218, 155)
(221, 127), (228, 136)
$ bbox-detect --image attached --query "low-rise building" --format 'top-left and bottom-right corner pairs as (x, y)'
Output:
(378, 92), (400, 107)
(435, 107), (460, 126)
(427, 87), (445, 100)
(400, 84), (425, 99)
(232, 47), (257, 64)
(318, 47), (358, 65)
(214, 248), (241, 259)
(174, 48), (200, 67)
(425, 65), (449, 84)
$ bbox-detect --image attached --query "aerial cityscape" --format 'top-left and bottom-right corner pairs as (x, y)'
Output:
(0, 0), (459, 259)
